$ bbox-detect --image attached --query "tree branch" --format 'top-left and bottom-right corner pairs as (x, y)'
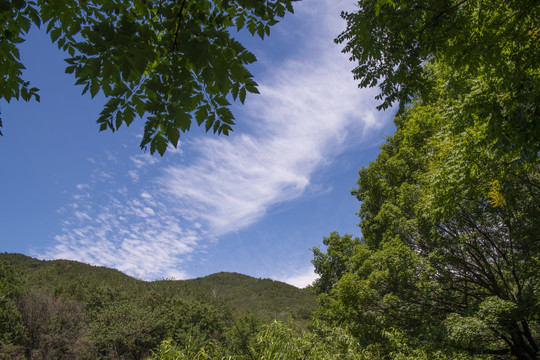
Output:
(172, 0), (188, 52)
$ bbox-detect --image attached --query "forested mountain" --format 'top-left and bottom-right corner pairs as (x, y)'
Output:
(0, 253), (316, 359)
(0, 252), (316, 323)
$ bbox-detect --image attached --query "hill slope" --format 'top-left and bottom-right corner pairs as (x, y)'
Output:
(0, 253), (316, 323)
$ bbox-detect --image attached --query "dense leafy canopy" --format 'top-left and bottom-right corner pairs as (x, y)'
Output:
(0, 0), (295, 154)
(308, 1), (540, 359)
(313, 91), (540, 357)
(336, 0), (540, 160)
(311, 32), (539, 360)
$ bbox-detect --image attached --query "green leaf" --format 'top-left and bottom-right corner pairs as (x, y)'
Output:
(124, 105), (135, 126)
(204, 114), (215, 132)
(46, 20), (55, 34)
(50, 27), (62, 43)
(221, 124), (232, 135)
(235, 13), (246, 31)
(151, 134), (168, 156)
(239, 86), (247, 104)
(195, 107), (208, 126)
(166, 126), (180, 147)
(245, 84), (259, 94)
(241, 51), (257, 64)
(214, 96), (230, 107)
(81, 82), (90, 95)
(257, 24), (265, 39)
(217, 107), (234, 124)
(19, 15), (31, 33)
(134, 96), (146, 118)
(285, 1), (294, 14)
(89, 81), (100, 98)
(275, 2), (286, 17)
(231, 82), (239, 101)
(64, 65), (76, 74)
(115, 109), (123, 129)
(247, 19), (257, 36)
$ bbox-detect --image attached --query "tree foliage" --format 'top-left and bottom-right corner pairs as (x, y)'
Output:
(0, 254), (319, 359)
(308, 1), (540, 357)
(313, 67), (540, 358)
(0, 261), (28, 359)
(311, 232), (360, 295)
(336, 0), (540, 160)
(0, 0), (295, 154)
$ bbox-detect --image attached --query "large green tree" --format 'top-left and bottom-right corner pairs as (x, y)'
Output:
(0, 0), (295, 154)
(312, 2), (540, 357)
(0, 262), (28, 359)
(313, 71), (540, 357)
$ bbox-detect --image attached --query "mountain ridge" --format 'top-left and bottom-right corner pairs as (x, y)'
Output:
(0, 252), (317, 324)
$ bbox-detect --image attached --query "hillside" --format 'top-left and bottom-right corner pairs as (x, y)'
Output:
(0, 253), (317, 323)
(178, 272), (314, 321)
(0, 252), (318, 359)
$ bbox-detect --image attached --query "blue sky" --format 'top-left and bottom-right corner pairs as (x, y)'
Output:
(0, 0), (394, 287)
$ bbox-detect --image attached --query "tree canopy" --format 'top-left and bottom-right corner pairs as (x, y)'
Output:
(336, 0), (540, 161)
(313, 89), (540, 357)
(310, 0), (539, 358)
(0, 0), (295, 154)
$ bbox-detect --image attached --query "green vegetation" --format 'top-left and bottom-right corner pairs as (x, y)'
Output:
(0, 0), (295, 154)
(308, 0), (539, 358)
(1, 0), (538, 358)
(336, 0), (539, 161)
(0, 253), (317, 359)
(180, 272), (315, 323)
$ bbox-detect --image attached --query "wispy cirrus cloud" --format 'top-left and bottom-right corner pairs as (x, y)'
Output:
(49, 178), (198, 280)
(160, 0), (384, 237)
(42, 0), (389, 285)
(161, 54), (380, 235)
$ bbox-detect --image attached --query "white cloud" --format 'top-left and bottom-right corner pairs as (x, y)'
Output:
(76, 183), (90, 190)
(105, 151), (117, 162)
(277, 266), (319, 289)
(128, 170), (139, 182)
(73, 211), (91, 221)
(131, 153), (160, 168)
(46, 190), (200, 280)
(159, 2), (384, 236)
(44, 0), (390, 281)
(141, 192), (152, 199)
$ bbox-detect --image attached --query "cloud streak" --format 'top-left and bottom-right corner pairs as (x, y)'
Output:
(160, 1), (383, 236)
(43, 0), (388, 285)
(278, 266), (319, 289)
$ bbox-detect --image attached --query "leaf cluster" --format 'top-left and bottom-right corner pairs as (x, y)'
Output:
(337, 0), (540, 160)
(0, 0), (296, 154)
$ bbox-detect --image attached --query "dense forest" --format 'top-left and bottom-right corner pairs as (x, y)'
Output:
(1, 0), (539, 358)
(0, 253), (317, 359)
